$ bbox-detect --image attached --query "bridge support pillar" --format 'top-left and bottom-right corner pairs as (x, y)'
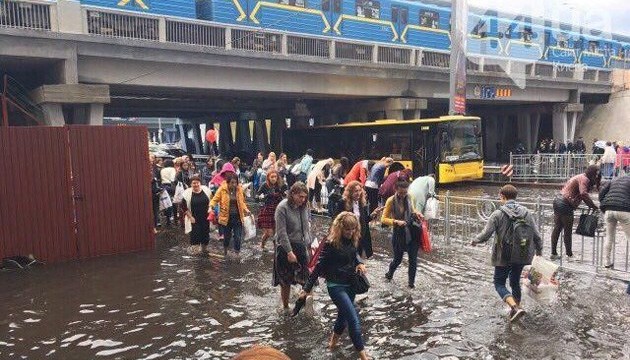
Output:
(30, 84), (109, 125)
(41, 103), (65, 126)
(552, 103), (584, 144)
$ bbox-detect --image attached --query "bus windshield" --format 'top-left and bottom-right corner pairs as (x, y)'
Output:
(439, 120), (483, 162)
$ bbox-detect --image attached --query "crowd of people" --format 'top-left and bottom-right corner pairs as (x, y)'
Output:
(149, 148), (630, 359)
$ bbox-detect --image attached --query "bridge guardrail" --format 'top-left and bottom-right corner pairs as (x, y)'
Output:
(0, 0), (615, 84)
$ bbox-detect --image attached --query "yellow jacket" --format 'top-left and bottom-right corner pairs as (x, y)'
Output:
(209, 182), (249, 226)
(381, 194), (417, 227)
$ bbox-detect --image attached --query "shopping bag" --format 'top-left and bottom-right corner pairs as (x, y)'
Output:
(243, 215), (256, 241)
(308, 238), (325, 274)
(424, 197), (439, 219)
(159, 190), (172, 211)
(173, 182), (185, 204)
(521, 255), (559, 304)
(184, 218), (192, 234)
(576, 211), (598, 237)
(420, 219), (432, 253)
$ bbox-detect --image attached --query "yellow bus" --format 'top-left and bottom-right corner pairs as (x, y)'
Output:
(283, 115), (483, 184)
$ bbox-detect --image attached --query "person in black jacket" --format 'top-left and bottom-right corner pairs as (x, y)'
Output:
(599, 176), (630, 269)
(299, 212), (369, 360)
(257, 170), (288, 251)
(331, 180), (381, 259)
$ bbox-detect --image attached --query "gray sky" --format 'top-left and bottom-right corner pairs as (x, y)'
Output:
(467, 0), (630, 37)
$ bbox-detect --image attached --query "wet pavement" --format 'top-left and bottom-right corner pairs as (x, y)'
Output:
(1, 185), (629, 360)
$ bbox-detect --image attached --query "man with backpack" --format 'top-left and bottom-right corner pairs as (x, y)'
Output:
(471, 185), (543, 322)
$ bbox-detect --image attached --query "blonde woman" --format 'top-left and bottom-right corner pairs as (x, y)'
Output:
(331, 181), (382, 259)
(299, 212), (369, 360)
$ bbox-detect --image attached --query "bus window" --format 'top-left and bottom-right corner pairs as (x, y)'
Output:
(439, 121), (483, 162)
(368, 130), (411, 161)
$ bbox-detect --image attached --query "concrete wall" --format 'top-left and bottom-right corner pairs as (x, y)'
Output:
(576, 90), (630, 144)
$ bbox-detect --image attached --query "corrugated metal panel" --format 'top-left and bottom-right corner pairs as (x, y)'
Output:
(0, 127), (77, 263)
(68, 126), (155, 259)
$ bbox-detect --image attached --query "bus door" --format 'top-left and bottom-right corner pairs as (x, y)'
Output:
(322, 0), (343, 34)
(391, 5), (409, 38)
(412, 126), (436, 177)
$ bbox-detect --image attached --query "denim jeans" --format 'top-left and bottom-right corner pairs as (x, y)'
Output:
(494, 264), (526, 303)
(327, 285), (365, 351)
(222, 214), (243, 252)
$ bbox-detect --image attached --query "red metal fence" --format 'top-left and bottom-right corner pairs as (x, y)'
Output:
(0, 126), (154, 263)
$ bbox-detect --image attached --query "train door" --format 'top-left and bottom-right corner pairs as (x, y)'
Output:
(391, 5), (409, 38)
(322, 0), (343, 35)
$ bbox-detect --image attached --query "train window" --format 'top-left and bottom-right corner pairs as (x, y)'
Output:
(279, 0), (306, 7)
(356, 0), (380, 19)
(400, 8), (408, 24)
(522, 27), (532, 42)
(588, 40), (599, 53)
(420, 10), (439, 29)
(557, 34), (568, 48)
(322, 0), (329, 11)
(334, 0), (341, 12)
(392, 7), (398, 23)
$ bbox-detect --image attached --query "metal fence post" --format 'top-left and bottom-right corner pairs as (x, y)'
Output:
(445, 190), (451, 245)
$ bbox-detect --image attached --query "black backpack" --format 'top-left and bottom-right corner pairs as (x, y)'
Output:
(500, 208), (536, 265)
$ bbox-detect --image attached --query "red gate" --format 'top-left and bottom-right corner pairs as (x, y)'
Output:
(0, 126), (155, 263)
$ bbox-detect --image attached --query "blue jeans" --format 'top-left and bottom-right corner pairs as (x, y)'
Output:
(493, 264), (525, 303)
(221, 214), (243, 252)
(327, 285), (365, 352)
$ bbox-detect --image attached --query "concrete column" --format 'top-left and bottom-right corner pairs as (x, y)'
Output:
(219, 120), (233, 155)
(254, 119), (269, 154)
(568, 112), (579, 141)
(41, 103), (65, 126)
(552, 107), (568, 143)
(517, 113), (532, 152)
(484, 114), (498, 160)
(56, 0), (83, 34)
(237, 112), (256, 153)
(270, 117), (285, 151)
(385, 110), (403, 120)
(530, 112), (541, 151)
(87, 103), (104, 125)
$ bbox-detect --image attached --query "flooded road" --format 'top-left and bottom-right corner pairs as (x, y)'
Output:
(1, 185), (629, 359)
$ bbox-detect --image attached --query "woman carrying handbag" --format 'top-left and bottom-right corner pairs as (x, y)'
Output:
(298, 212), (370, 360)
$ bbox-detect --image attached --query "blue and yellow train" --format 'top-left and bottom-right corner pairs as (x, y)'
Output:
(84, 0), (630, 69)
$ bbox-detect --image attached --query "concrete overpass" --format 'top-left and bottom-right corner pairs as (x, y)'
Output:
(0, 0), (618, 158)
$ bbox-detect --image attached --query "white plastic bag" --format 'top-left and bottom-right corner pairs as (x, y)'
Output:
(424, 197), (439, 219)
(243, 215), (256, 241)
(320, 183), (329, 207)
(159, 190), (172, 211)
(521, 255), (559, 304)
(173, 182), (185, 204)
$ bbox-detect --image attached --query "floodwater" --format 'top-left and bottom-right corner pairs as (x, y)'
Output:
(1, 185), (629, 360)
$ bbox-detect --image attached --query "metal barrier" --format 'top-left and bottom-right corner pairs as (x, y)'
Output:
(86, 9), (159, 41)
(432, 192), (629, 276)
(421, 51), (449, 68)
(535, 63), (554, 77)
(377, 46), (412, 65)
(287, 35), (330, 58)
(510, 153), (628, 181)
(231, 28), (281, 53)
(335, 41), (373, 62)
(0, 0), (51, 30)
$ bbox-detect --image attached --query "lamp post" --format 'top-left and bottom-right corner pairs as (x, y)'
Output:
(449, 0), (468, 115)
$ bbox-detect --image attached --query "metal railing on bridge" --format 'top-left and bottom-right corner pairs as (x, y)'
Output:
(0, 0), (615, 84)
(510, 153), (629, 182)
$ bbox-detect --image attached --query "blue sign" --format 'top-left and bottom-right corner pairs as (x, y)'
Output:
(481, 86), (496, 99)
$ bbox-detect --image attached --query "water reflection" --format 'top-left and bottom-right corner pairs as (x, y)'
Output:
(0, 188), (628, 359)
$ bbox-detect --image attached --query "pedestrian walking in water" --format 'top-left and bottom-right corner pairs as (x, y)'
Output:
(332, 181), (381, 259)
(209, 172), (251, 256)
(257, 170), (288, 251)
(307, 158), (334, 213)
(598, 176), (630, 269)
(551, 165), (600, 259)
(299, 212), (369, 360)
(471, 185), (543, 322)
(182, 176), (212, 255)
(408, 174), (436, 214)
(365, 157), (394, 213)
(160, 159), (177, 226)
(273, 182), (312, 311)
(382, 179), (423, 288)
